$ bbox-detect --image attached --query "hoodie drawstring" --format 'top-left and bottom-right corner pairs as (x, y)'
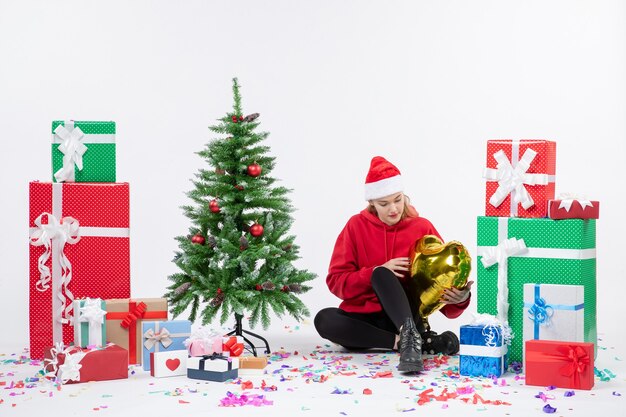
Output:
(383, 227), (399, 262)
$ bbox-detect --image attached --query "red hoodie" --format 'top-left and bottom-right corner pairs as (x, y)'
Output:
(326, 208), (470, 316)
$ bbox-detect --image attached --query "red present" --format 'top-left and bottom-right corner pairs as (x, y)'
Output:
(525, 340), (594, 390)
(548, 196), (599, 220)
(483, 140), (556, 218)
(43, 343), (128, 384)
(28, 182), (131, 359)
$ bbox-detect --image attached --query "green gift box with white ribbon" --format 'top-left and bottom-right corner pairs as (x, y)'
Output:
(73, 298), (107, 348)
(476, 216), (596, 363)
(51, 120), (116, 183)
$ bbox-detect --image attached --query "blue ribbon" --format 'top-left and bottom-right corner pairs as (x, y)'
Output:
(524, 284), (584, 339)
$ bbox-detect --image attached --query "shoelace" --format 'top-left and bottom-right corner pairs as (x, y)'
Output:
(400, 327), (422, 351)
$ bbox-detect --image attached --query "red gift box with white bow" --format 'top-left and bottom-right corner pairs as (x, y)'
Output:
(483, 140), (556, 218)
(29, 182), (131, 359)
(525, 339), (594, 390)
(547, 195), (599, 220)
(43, 343), (128, 384)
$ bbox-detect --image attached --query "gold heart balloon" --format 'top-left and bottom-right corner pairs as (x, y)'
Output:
(407, 235), (472, 318)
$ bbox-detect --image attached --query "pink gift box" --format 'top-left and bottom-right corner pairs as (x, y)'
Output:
(188, 336), (223, 357)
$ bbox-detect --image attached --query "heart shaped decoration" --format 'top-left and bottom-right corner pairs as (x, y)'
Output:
(407, 235), (471, 318)
(166, 358), (181, 371)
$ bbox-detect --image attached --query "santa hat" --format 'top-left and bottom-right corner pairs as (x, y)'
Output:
(364, 156), (404, 200)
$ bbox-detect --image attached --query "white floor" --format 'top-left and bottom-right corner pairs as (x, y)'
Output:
(1, 321), (624, 417)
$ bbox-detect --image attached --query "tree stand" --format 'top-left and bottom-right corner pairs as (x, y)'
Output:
(225, 313), (271, 356)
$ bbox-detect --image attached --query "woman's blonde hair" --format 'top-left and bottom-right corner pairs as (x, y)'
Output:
(367, 194), (417, 220)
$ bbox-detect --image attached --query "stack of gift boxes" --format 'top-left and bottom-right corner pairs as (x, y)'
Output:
(459, 139), (599, 391)
(30, 120), (267, 384)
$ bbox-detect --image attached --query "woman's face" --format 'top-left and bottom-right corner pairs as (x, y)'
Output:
(370, 192), (404, 226)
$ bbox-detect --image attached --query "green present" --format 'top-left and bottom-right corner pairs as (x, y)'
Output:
(51, 120), (116, 182)
(476, 216), (596, 363)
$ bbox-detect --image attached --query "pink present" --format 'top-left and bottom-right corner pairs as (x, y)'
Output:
(185, 326), (223, 357)
(188, 337), (223, 356)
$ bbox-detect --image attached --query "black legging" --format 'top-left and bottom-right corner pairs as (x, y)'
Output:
(314, 267), (418, 350)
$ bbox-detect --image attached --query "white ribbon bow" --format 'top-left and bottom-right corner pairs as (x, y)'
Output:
(483, 148), (549, 210)
(78, 298), (106, 325)
(44, 343), (86, 384)
(470, 313), (513, 347)
(143, 328), (173, 350)
(77, 298), (106, 346)
(57, 351), (84, 384)
(54, 123), (88, 183)
(29, 212), (80, 324)
(557, 193), (594, 212)
(480, 237), (527, 324)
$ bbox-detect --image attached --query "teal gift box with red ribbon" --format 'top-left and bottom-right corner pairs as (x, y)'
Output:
(525, 339), (594, 390)
(522, 283), (584, 361)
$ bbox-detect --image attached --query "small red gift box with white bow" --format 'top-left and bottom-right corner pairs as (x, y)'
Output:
(547, 194), (599, 220)
(525, 339), (594, 390)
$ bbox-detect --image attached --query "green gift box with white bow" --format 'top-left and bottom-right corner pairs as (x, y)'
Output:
(476, 216), (596, 363)
(73, 298), (107, 348)
(51, 120), (116, 183)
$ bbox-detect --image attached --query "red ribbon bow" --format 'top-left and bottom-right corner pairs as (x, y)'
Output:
(557, 345), (590, 382)
(222, 336), (244, 357)
(120, 302), (147, 329)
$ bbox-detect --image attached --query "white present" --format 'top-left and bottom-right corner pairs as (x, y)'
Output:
(150, 350), (187, 378)
(187, 354), (239, 382)
(523, 283), (584, 351)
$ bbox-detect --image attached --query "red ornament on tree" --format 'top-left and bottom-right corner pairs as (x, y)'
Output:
(247, 163), (262, 177)
(255, 284), (262, 291)
(191, 234), (205, 245)
(235, 185), (244, 191)
(281, 285), (289, 292)
(231, 115), (238, 123)
(250, 223), (264, 237)
(209, 199), (220, 213)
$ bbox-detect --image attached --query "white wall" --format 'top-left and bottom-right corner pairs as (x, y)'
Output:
(1, 0), (624, 351)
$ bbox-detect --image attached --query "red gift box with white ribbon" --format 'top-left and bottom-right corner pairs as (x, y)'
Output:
(547, 194), (599, 220)
(28, 182), (131, 359)
(483, 140), (556, 218)
(525, 339), (594, 390)
(43, 343), (128, 384)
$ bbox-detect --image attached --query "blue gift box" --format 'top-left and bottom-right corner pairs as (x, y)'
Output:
(459, 324), (508, 377)
(141, 320), (191, 371)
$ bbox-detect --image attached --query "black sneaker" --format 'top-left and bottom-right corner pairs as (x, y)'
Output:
(397, 317), (424, 373)
(421, 330), (460, 355)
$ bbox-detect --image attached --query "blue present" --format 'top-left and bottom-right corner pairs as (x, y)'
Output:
(459, 324), (508, 377)
(141, 320), (191, 371)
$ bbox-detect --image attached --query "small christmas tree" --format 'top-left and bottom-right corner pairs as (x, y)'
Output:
(165, 78), (316, 332)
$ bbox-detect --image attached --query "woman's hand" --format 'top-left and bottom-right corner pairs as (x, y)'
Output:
(377, 257), (410, 278)
(441, 280), (474, 304)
